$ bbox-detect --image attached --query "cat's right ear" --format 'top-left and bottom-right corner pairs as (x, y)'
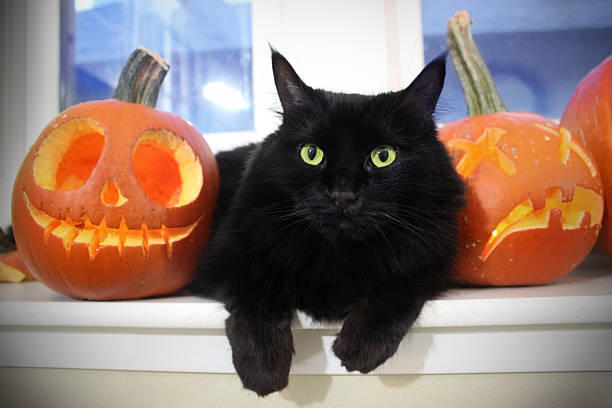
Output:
(401, 52), (447, 117)
(271, 49), (309, 112)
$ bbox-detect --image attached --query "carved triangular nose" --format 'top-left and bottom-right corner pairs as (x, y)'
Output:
(101, 179), (128, 207)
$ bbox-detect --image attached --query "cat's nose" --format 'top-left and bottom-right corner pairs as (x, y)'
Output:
(328, 190), (358, 211)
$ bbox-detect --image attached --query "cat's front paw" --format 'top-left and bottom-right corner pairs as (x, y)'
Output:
(332, 331), (400, 373)
(232, 351), (291, 397)
(226, 312), (294, 396)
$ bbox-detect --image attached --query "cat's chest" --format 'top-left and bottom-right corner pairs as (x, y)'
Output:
(286, 239), (381, 280)
(280, 242), (388, 317)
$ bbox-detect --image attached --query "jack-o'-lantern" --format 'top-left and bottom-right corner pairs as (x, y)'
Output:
(0, 250), (35, 282)
(439, 11), (603, 286)
(561, 54), (612, 255)
(11, 48), (219, 300)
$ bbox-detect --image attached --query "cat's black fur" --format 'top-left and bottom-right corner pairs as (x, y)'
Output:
(190, 50), (465, 396)
(0, 226), (16, 254)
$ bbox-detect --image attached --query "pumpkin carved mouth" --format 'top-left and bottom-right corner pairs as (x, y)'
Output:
(482, 186), (603, 261)
(22, 191), (200, 260)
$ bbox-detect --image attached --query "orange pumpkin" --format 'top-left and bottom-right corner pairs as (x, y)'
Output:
(561, 54), (612, 254)
(440, 11), (603, 286)
(0, 250), (36, 282)
(11, 48), (219, 300)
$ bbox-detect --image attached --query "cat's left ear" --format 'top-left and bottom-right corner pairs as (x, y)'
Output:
(401, 53), (446, 117)
(271, 49), (310, 113)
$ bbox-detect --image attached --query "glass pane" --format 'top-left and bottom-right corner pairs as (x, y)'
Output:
(62, 0), (253, 134)
(421, 0), (612, 122)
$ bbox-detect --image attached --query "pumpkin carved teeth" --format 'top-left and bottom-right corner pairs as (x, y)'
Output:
(23, 191), (199, 260)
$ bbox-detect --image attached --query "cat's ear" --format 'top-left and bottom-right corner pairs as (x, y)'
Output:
(271, 49), (309, 112)
(401, 52), (446, 117)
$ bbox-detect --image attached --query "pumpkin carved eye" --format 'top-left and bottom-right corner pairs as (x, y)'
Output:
(132, 129), (203, 207)
(33, 118), (105, 191)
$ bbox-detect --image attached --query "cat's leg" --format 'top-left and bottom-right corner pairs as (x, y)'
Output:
(225, 301), (294, 396)
(332, 293), (426, 373)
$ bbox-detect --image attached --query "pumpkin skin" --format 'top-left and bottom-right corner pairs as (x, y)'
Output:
(11, 99), (219, 300)
(0, 250), (36, 282)
(439, 112), (603, 286)
(561, 55), (612, 254)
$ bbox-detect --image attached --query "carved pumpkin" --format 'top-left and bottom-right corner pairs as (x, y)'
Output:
(11, 48), (219, 300)
(440, 11), (603, 286)
(0, 250), (35, 283)
(561, 54), (612, 255)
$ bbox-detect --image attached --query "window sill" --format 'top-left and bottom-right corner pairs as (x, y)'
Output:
(1, 253), (611, 375)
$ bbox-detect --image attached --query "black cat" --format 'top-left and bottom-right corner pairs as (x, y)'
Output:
(190, 50), (465, 396)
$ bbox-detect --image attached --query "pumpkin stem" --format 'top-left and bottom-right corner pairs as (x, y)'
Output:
(113, 46), (169, 107)
(446, 10), (507, 116)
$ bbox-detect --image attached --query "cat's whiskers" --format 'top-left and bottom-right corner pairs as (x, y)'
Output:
(215, 204), (298, 234)
(395, 213), (451, 244)
(375, 210), (446, 255)
(372, 223), (401, 269)
(395, 202), (461, 217)
(395, 209), (455, 233)
(273, 213), (318, 251)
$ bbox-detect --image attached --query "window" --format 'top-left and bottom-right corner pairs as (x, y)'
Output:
(2, 0), (419, 226)
(4, 0), (611, 227)
(61, 0), (253, 134)
(421, 0), (612, 122)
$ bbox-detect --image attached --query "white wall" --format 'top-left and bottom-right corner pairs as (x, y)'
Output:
(1, 368), (611, 408)
(250, 0), (424, 140)
(208, 0), (424, 152)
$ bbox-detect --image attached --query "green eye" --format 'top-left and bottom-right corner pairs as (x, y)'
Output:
(370, 145), (397, 168)
(300, 144), (324, 166)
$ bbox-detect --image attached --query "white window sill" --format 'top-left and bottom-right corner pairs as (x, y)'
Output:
(1, 253), (611, 375)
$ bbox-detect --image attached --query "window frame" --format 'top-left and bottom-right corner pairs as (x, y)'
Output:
(1, 0), (424, 226)
(0, 0), (61, 228)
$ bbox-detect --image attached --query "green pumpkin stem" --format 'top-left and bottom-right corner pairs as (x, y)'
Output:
(446, 10), (507, 116)
(113, 46), (169, 107)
